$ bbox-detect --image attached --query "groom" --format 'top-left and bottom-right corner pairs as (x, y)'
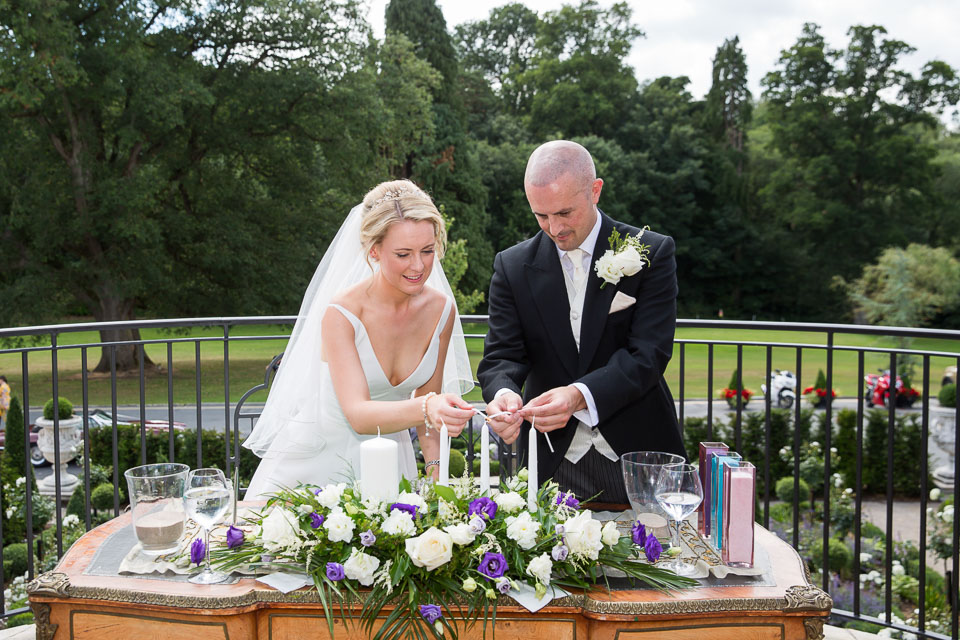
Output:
(478, 140), (684, 505)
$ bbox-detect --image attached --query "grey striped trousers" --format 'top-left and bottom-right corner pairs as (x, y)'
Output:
(553, 447), (629, 505)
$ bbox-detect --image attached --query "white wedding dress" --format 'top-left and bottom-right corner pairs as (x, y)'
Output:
(245, 296), (453, 500)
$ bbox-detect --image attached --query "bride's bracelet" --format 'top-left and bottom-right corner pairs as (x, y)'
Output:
(424, 459), (440, 472)
(421, 392), (437, 430)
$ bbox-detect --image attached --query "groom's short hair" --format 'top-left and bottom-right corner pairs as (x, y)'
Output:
(524, 140), (596, 192)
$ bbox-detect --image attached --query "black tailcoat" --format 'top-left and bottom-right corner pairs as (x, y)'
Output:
(477, 213), (685, 477)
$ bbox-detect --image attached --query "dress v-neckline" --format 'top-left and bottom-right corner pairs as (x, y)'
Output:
(331, 298), (450, 389)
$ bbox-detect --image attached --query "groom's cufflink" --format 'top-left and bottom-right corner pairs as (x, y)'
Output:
(608, 291), (636, 314)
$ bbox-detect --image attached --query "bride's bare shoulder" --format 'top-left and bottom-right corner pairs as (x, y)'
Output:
(329, 280), (373, 317)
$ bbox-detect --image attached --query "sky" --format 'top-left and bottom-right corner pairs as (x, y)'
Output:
(366, 0), (960, 119)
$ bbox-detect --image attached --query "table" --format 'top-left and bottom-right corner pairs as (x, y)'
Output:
(27, 510), (832, 640)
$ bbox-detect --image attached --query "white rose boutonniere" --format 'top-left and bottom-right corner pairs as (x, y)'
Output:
(594, 227), (651, 288)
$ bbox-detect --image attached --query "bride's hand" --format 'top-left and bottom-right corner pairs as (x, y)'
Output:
(426, 393), (475, 437)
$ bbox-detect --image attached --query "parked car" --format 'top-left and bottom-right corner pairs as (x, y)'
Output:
(0, 409), (186, 467)
(944, 365), (957, 387)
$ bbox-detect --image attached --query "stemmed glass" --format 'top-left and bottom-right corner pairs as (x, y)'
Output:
(184, 468), (232, 585)
(654, 463), (703, 577)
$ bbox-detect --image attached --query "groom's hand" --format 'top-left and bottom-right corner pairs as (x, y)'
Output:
(486, 391), (524, 444)
(519, 386), (586, 432)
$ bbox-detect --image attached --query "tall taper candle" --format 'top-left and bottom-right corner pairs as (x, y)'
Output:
(480, 423), (490, 493)
(527, 421), (538, 511)
(438, 423), (449, 486)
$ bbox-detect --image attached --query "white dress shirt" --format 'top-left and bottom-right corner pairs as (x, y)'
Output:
(495, 211), (619, 463)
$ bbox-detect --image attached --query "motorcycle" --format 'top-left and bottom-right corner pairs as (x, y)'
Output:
(864, 369), (919, 408)
(761, 369), (797, 409)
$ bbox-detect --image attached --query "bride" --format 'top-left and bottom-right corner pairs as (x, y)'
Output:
(244, 180), (476, 500)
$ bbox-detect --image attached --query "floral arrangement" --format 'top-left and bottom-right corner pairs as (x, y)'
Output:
(803, 369), (837, 406)
(720, 368), (753, 408)
(594, 227), (651, 288)
(210, 471), (694, 640)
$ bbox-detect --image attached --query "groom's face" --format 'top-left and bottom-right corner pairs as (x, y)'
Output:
(526, 174), (602, 252)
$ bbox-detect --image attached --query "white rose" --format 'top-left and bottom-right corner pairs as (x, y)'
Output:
(298, 503), (314, 515)
(601, 521), (620, 546)
(505, 511), (540, 550)
(494, 491), (525, 513)
(526, 552), (553, 585)
(343, 548), (381, 586)
(260, 507), (301, 552)
(396, 491), (427, 513)
(594, 251), (622, 285)
(562, 511), (603, 560)
(444, 522), (477, 546)
(381, 510), (416, 537)
(613, 245), (645, 277)
(316, 482), (347, 509)
(404, 527), (453, 571)
(323, 509), (356, 543)
(15, 476), (26, 488)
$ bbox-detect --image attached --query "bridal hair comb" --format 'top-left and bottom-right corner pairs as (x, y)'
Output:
(372, 188), (409, 207)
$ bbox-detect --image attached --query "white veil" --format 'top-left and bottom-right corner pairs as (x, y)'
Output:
(242, 204), (475, 458)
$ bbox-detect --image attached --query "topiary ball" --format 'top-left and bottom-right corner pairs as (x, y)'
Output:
(939, 383), (956, 408)
(775, 476), (810, 504)
(90, 482), (117, 513)
(448, 449), (467, 477)
(43, 396), (74, 420)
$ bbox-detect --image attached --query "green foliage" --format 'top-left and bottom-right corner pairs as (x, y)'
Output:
(448, 448), (466, 477)
(837, 244), (960, 328)
(681, 416), (715, 463)
(85, 423), (259, 493)
(833, 409), (858, 487)
(2, 542), (32, 579)
(862, 409), (929, 496)
(769, 502), (794, 524)
(0, 397), (34, 490)
(90, 483), (118, 513)
(939, 383), (956, 407)
(775, 476), (810, 504)
(808, 537), (853, 578)
(43, 396), (74, 420)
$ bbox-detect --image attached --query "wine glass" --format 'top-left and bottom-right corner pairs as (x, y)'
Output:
(654, 463), (703, 577)
(184, 468), (231, 584)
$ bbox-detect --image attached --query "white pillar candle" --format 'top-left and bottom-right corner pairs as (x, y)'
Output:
(527, 419), (538, 512)
(360, 428), (399, 503)
(480, 423), (490, 494)
(438, 423), (449, 486)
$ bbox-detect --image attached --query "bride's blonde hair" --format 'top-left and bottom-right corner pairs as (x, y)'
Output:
(360, 180), (447, 263)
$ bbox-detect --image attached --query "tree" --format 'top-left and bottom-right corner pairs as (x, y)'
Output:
(704, 36), (752, 166)
(836, 243), (960, 328)
(521, 1), (644, 139)
(0, 0), (371, 370)
(386, 0), (493, 295)
(760, 23), (960, 316)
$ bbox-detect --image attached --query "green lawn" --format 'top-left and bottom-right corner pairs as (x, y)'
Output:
(1, 323), (957, 407)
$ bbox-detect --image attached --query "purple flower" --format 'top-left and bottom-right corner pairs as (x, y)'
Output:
(468, 516), (486, 535)
(360, 530), (376, 547)
(644, 534), (663, 563)
(468, 497), (498, 521)
(477, 552), (508, 580)
(496, 577), (512, 594)
(226, 525), (244, 549)
(419, 604), (442, 624)
(389, 503), (420, 519)
(554, 524), (565, 537)
(555, 491), (579, 509)
(326, 562), (345, 581)
(190, 537), (206, 565)
(631, 520), (647, 546)
(310, 512), (325, 529)
(551, 544), (569, 562)
(314, 487), (323, 495)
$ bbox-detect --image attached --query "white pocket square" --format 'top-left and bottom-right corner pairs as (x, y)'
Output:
(609, 291), (636, 314)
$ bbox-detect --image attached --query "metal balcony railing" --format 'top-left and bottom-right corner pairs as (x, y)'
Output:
(0, 316), (958, 638)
